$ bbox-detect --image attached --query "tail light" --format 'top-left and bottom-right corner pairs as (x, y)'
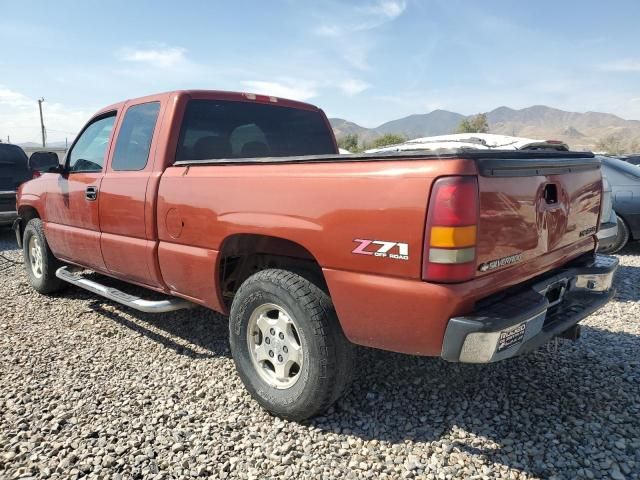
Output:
(423, 176), (479, 283)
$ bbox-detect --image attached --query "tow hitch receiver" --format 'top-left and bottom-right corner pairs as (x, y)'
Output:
(543, 279), (567, 307)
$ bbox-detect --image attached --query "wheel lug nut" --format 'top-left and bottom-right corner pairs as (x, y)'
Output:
(278, 355), (283, 362)
(265, 337), (270, 344)
(270, 328), (275, 335)
(269, 350), (274, 357)
(279, 332), (284, 340)
(283, 346), (288, 353)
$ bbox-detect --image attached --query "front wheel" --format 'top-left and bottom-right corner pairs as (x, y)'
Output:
(229, 269), (354, 420)
(23, 218), (65, 294)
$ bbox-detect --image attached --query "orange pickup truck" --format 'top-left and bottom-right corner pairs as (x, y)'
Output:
(14, 90), (617, 420)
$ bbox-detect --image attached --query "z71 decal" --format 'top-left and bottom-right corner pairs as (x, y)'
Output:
(352, 239), (409, 261)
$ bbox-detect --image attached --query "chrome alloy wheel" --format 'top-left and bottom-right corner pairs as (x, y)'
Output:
(28, 235), (44, 279)
(246, 303), (304, 389)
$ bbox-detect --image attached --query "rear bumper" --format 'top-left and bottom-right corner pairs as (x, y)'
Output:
(597, 221), (618, 251)
(441, 254), (618, 363)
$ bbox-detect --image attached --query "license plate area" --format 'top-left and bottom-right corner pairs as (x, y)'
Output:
(497, 322), (527, 352)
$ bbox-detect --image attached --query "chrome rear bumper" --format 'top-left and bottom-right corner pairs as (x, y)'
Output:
(441, 254), (618, 363)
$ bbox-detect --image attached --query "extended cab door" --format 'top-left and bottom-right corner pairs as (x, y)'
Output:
(44, 113), (116, 271)
(99, 99), (165, 287)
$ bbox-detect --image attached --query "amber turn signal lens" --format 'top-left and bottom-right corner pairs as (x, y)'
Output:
(429, 225), (477, 248)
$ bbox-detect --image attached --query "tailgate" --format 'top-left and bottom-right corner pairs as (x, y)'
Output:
(474, 155), (602, 277)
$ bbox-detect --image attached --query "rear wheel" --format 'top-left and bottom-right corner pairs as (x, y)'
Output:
(23, 218), (65, 294)
(602, 215), (630, 254)
(229, 269), (354, 420)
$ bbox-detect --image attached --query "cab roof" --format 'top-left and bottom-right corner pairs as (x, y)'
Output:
(94, 89), (321, 117)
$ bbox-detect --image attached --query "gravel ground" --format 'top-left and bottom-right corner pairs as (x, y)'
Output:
(0, 227), (638, 480)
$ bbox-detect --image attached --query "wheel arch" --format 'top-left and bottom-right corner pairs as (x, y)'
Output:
(15, 205), (41, 247)
(217, 233), (328, 310)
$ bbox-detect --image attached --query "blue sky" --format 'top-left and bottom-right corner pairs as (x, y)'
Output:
(1, 0), (640, 143)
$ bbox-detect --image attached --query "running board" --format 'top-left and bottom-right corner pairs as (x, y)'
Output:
(56, 266), (194, 313)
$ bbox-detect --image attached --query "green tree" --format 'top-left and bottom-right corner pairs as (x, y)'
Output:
(456, 113), (489, 134)
(337, 134), (359, 152)
(595, 135), (626, 155)
(371, 133), (406, 149)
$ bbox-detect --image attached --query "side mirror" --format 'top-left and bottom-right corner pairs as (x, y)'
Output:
(29, 151), (61, 173)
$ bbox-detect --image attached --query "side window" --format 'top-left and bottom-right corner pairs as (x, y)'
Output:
(112, 102), (161, 171)
(68, 114), (116, 173)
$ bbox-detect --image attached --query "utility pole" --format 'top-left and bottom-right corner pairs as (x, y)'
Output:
(38, 98), (46, 147)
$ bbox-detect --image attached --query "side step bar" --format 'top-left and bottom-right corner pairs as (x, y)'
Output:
(56, 266), (194, 313)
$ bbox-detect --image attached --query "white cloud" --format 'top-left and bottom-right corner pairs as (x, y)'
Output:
(598, 59), (640, 72)
(316, 0), (407, 35)
(339, 79), (370, 95)
(311, 0), (406, 71)
(119, 46), (187, 68)
(241, 80), (318, 101)
(0, 87), (33, 109)
(354, 0), (407, 30)
(314, 24), (342, 37)
(365, 0), (407, 21)
(0, 86), (89, 144)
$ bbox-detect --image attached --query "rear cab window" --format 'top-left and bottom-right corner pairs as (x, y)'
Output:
(176, 99), (336, 161)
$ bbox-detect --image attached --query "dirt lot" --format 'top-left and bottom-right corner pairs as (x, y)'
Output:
(1, 228), (639, 479)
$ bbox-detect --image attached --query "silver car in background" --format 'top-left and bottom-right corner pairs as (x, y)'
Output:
(599, 156), (640, 252)
(597, 171), (618, 253)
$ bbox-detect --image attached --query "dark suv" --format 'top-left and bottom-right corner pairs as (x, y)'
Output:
(0, 144), (31, 226)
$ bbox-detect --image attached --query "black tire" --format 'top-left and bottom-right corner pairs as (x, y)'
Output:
(23, 218), (65, 294)
(602, 215), (630, 254)
(229, 269), (354, 421)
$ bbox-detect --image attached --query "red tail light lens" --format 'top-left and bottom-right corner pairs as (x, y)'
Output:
(430, 177), (479, 225)
(423, 176), (479, 283)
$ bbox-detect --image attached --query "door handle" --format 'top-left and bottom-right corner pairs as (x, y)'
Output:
(85, 186), (98, 201)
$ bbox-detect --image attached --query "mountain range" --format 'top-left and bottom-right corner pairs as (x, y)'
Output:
(330, 105), (640, 151)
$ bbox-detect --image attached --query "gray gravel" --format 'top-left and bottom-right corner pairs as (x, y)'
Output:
(1, 227), (639, 479)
